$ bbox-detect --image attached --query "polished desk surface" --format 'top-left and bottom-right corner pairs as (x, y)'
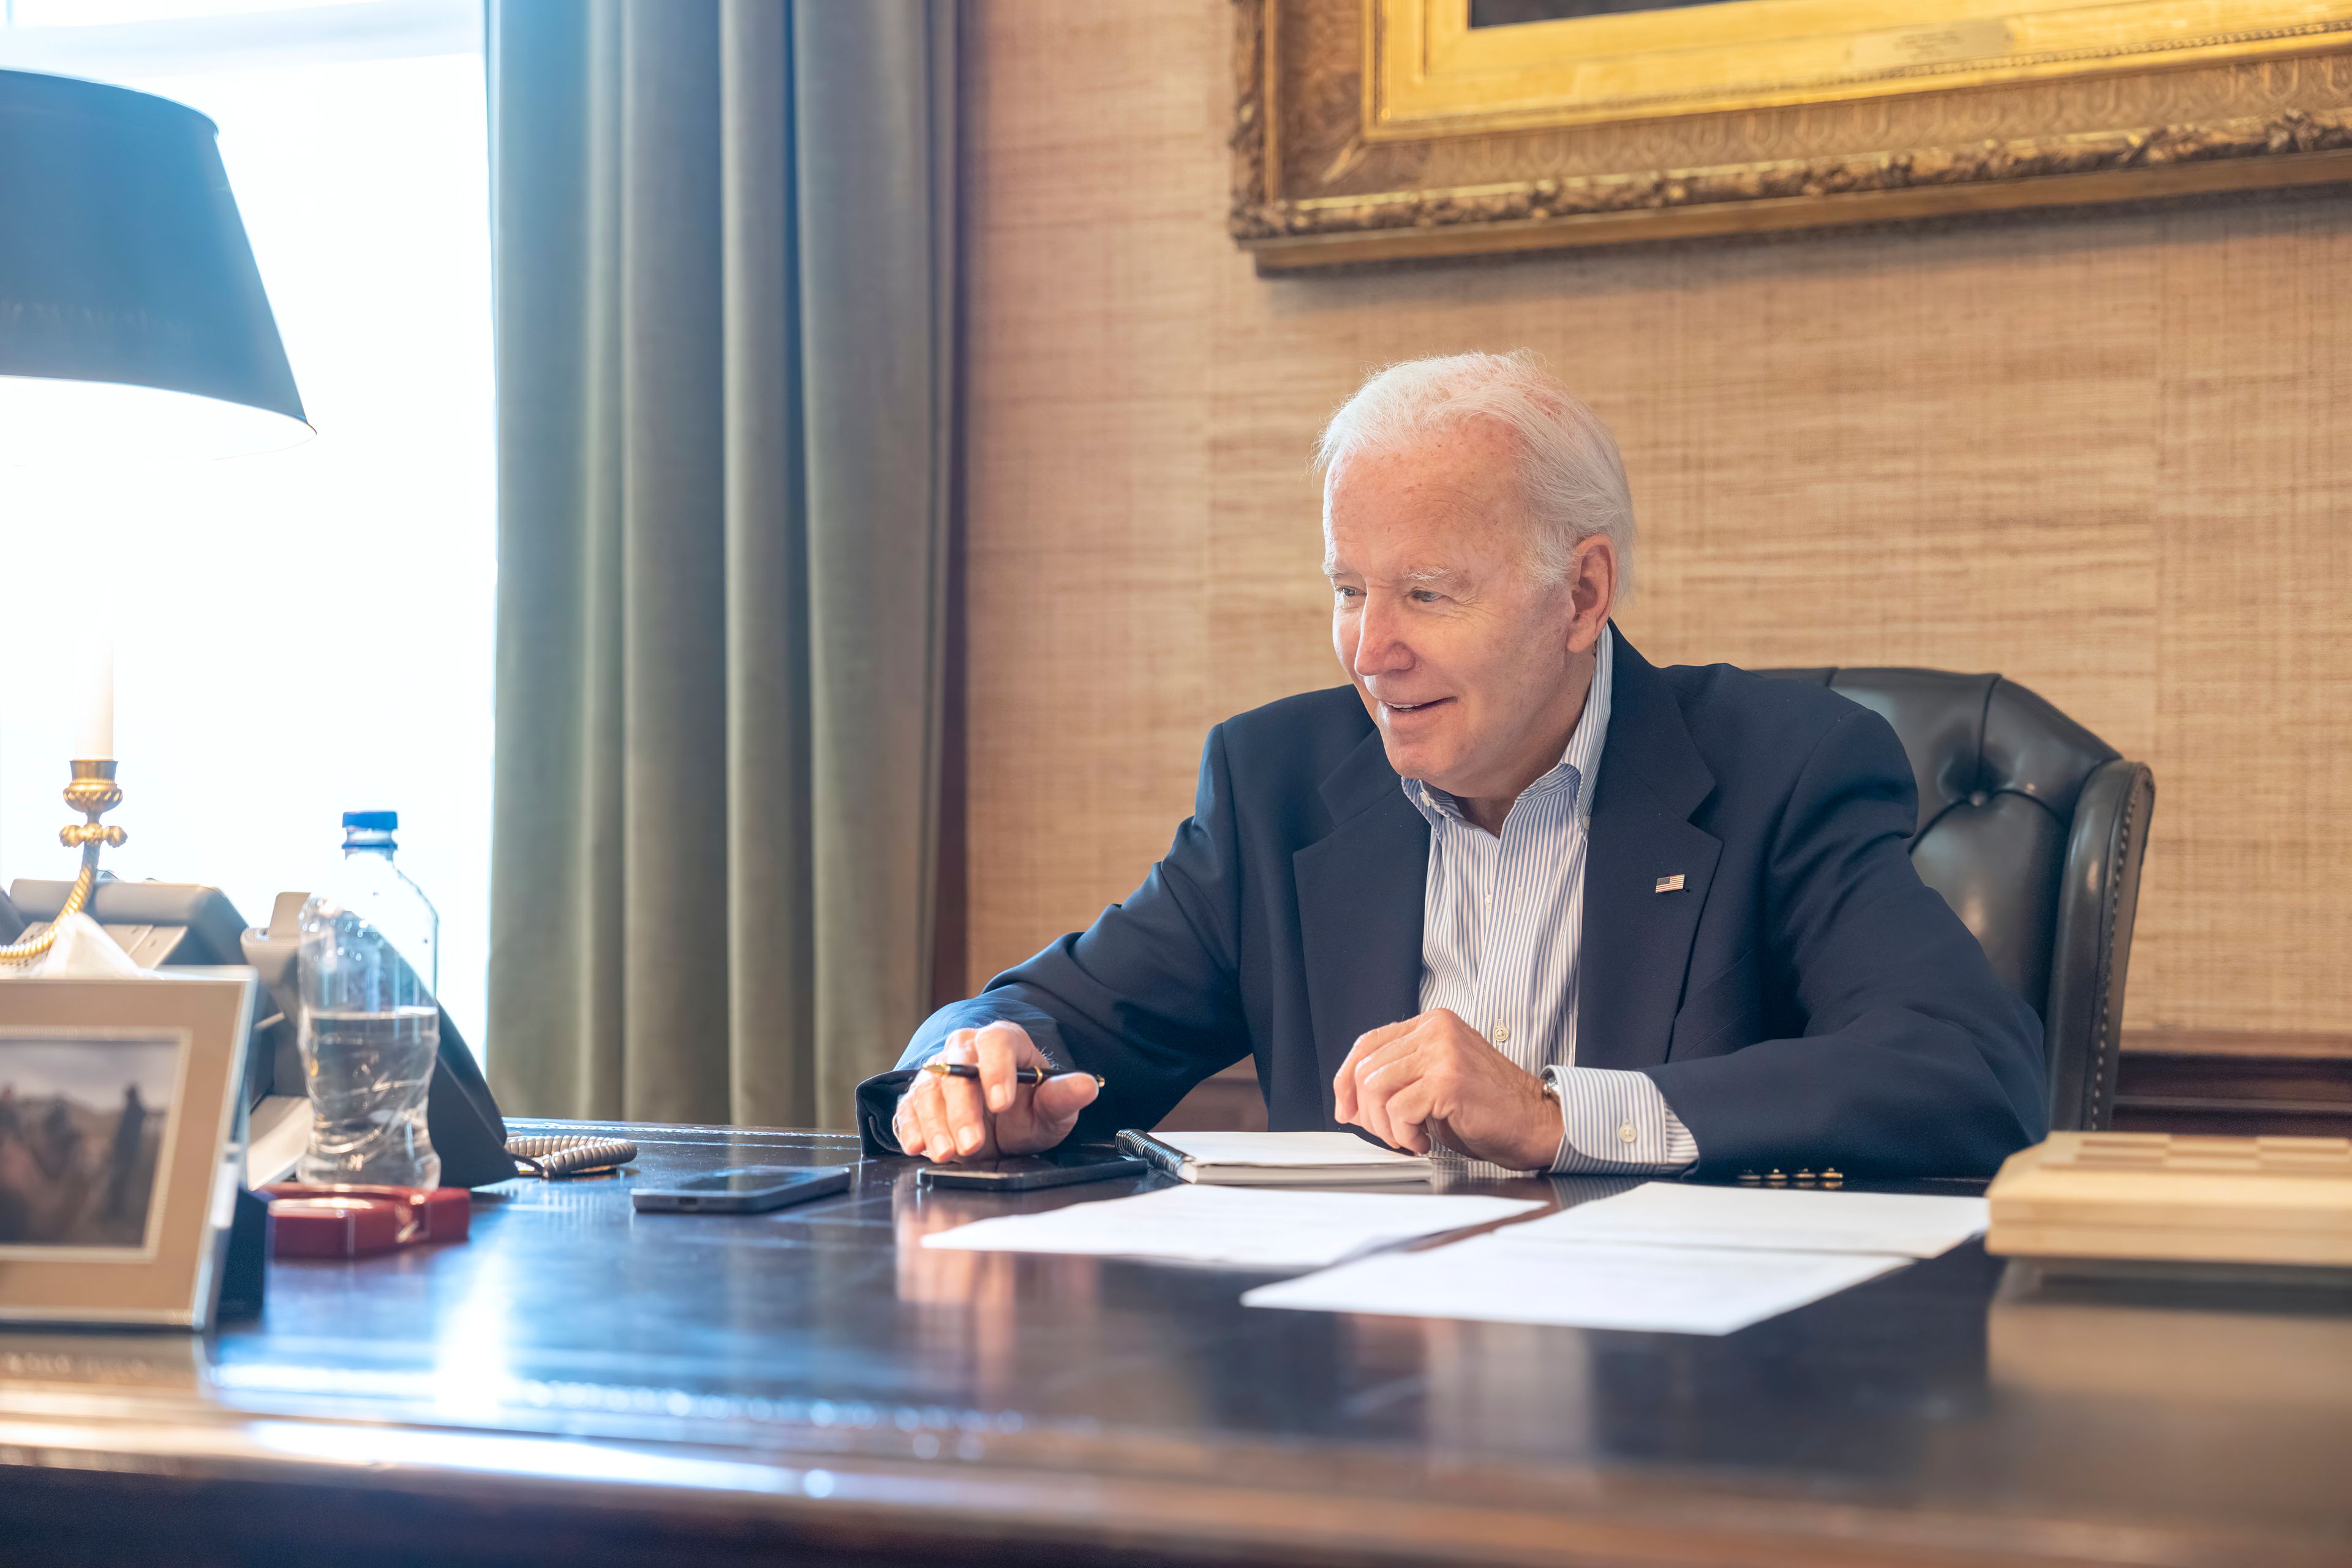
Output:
(4, 1120), (2350, 1568)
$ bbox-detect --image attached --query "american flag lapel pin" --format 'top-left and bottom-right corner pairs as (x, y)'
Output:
(1654, 873), (1686, 894)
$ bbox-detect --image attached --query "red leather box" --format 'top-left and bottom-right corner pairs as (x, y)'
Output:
(264, 1185), (471, 1259)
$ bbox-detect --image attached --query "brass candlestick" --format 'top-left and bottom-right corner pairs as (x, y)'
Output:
(0, 760), (127, 966)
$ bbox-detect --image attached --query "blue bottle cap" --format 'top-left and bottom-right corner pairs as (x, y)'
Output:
(342, 810), (398, 831)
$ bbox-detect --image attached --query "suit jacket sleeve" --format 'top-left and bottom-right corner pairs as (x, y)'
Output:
(855, 723), (1251, 1155)
(1645, 706), (2049, 1179)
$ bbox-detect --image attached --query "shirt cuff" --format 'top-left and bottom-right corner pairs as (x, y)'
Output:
(1543, 1065), (1698, 1175)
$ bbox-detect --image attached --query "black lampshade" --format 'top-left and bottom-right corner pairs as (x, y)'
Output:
(0, 67), (308, 463)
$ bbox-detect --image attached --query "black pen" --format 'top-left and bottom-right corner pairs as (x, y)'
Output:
(921, 1061), (1106, 1089)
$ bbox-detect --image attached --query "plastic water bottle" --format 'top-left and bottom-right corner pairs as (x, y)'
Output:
(295, 810), (442, 1188)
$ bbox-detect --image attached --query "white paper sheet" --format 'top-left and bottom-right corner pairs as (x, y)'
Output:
(1242, 1232), (1909, 1336)
(1148, 1131), (1430, 1170)
(918, 1183), (1542, 1270)
(1512, 1180), (1989, 1259)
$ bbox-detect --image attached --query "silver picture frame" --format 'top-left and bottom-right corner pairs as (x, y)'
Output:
(0, 974), (253, 1330)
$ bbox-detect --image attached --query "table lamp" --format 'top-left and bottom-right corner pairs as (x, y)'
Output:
(0, 67), (309, 964)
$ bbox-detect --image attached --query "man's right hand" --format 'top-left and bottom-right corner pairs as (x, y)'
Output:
(892, 1021), (1099, 1163)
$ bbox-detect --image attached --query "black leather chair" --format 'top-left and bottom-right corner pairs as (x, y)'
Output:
(1760, 667), (2155, 1133)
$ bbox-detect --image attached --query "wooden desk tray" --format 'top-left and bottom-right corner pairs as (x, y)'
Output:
(1986, 1131), (2352, 1271)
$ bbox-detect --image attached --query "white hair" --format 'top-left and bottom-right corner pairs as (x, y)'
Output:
(1314, 350), (1635, 600)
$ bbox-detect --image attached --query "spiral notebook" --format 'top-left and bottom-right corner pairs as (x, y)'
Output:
(1115, 1129), (1433, 1185)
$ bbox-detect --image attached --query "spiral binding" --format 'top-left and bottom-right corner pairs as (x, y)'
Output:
(506, 1134), (638, 1178)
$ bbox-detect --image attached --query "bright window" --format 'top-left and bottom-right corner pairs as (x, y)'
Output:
(0, 1), (495, 1054)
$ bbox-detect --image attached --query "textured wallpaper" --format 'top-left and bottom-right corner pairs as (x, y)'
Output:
(958, 0), (2352, 1039)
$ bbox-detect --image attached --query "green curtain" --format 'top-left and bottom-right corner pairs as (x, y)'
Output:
(484, 0), (956, 1129)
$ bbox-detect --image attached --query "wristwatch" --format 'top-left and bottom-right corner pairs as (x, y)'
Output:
(1534, 1067), (1566, 1169)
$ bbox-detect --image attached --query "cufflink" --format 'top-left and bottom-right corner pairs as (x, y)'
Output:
(1654, 873), (1686, 893)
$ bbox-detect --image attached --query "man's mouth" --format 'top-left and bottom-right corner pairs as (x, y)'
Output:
(1381, 698), (1450, 714)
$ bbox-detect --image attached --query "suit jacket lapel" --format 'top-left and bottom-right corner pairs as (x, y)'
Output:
(1578, 633), (1723, 1071)
(1294, 724), (1428, 1122)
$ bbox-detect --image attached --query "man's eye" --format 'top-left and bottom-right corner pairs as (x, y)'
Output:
(1334, 585), (1362, 600)
(1409, 589), (1442, 604)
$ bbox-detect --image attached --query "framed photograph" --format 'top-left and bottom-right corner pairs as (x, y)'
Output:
(1231, 0), (2352, 268)
(0, 975), (253, 1329)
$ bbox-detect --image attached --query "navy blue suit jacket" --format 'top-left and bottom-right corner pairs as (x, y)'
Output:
(858, 631), (2048, 1178)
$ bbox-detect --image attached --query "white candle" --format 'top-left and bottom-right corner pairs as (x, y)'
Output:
(75, 642), (115, 761)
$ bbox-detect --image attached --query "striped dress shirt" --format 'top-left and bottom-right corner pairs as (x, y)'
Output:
(1404, 627), (1700, 1178)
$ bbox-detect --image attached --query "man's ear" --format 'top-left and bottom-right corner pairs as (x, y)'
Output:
(1564, 535), (1616, 652)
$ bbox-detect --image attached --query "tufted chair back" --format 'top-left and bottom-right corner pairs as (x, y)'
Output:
(1758, 668), (2155, 1133)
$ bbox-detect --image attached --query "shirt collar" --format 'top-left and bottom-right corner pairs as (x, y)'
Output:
(1403, 624), (1615, 830)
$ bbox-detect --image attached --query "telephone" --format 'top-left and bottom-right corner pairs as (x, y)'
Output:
(1, 876), (512, 1188)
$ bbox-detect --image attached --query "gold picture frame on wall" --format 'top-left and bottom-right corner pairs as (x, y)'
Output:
(1231, 0), (2352, 268)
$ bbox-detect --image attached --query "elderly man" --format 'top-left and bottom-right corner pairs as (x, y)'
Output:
(858, 352), (2045, 1179)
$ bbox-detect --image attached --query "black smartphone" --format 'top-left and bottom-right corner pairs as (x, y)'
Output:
(915, 1144), (1144, 1192)
(631, 1164), (852, 1214)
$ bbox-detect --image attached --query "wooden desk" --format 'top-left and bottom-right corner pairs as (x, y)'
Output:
(3, 1120), (2348, 1567)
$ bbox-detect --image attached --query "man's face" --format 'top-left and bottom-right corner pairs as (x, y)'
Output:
(1325, 423), (1599, 802)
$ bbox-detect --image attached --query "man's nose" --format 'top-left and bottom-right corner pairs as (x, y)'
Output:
(1352, 597), (1411, 677)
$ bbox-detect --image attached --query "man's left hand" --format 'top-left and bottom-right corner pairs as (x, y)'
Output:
(1332, 1008), (1560, 1170)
